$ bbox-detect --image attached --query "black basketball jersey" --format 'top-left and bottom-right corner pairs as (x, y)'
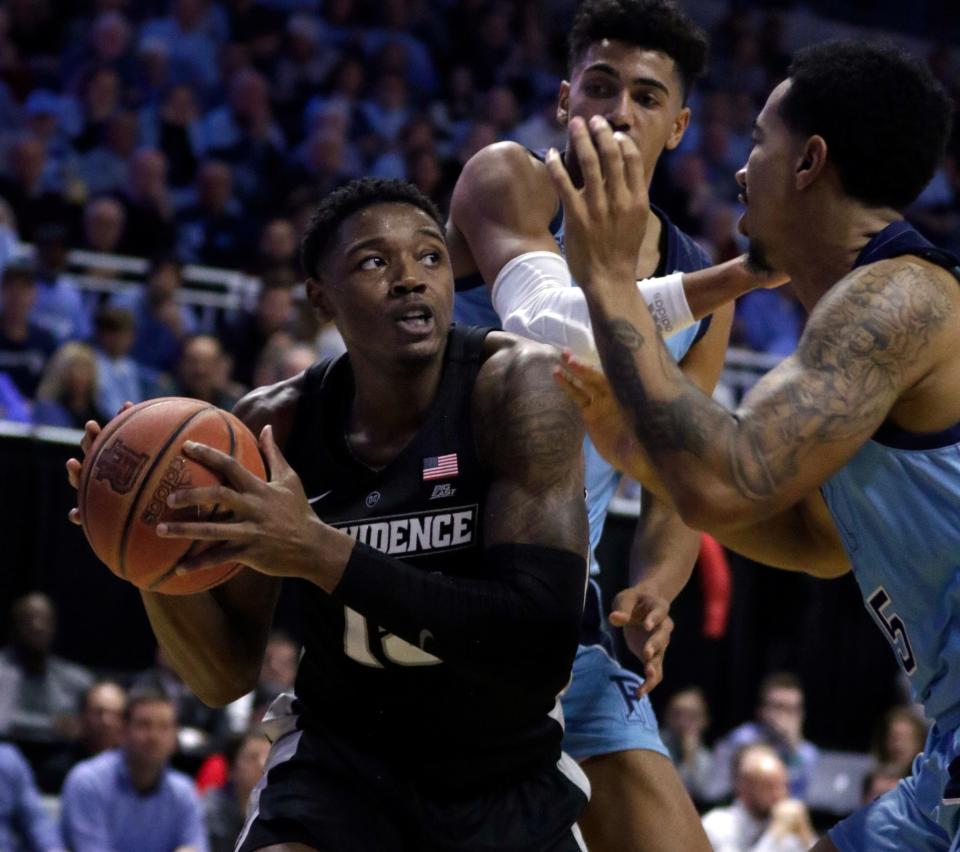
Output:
(283, 325), (566, 792)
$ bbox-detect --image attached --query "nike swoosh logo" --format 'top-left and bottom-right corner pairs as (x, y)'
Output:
(308, 489), (333, 505)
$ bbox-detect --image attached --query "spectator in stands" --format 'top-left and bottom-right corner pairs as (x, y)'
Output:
(31, 222), (92, 344)
(38, 680), (127, 794)
(199, 68), (286, 208)
(0, 134), (76, 241)
(135, 647), (228, 759)
(220, 275), (297, 387)
(139, 84), (202, 190)
(32, 342), (108, 428)
(250, 337), (318, 389)
(710, 673), (819, 802)
(76, 110), (138, 196)
(282, 126), (359, 207)
(203, 733), (270, 852)
(272, 13), (339, 131)
(110, 255), (198, 374)
(0, 372), (30, 422)
(0, 593), (93, 747)
(871, 705), (929, 776)
(92, 305), (160, 416)
(0, 742), (64, 852)
(80, 196), (126, 255)
(139, 0), (222, 93)
(60, 685), (209, 852)
(119, 147), (177, 258)
(660, 687), (715, 804)
(0, 260), (58, 399)
(176, 160), (249, 268)
(702, 744), (817, 852)
(253, 217), (298, 278)
(861, 763), (904, 805)
(174, 334), (241, 409)
(71, 66), (121, 155)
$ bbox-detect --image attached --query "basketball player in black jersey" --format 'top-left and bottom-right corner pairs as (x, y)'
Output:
(66, 178), (593, 851)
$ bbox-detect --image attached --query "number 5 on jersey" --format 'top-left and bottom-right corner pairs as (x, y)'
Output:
(868, 587), (917, 675)
(343, 606), (442, 667)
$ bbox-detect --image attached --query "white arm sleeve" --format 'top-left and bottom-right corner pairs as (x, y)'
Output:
(490, 251), (696, 366)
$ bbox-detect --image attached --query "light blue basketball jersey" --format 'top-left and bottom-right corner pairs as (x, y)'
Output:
(454, 201), (713, 575)
(820, 221), (960, 729)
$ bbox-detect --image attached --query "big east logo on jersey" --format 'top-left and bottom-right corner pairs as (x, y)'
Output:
(334, 505), (478, 557)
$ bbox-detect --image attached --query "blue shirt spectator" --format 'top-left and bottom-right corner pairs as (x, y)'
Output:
(0, 264), (59, 398)
(60, 687), (208, 852)
(109, 258), (198, 374)
(60, 749), (208, 852)
(0, 372), (30, 422)
(0, 743), (64, 852)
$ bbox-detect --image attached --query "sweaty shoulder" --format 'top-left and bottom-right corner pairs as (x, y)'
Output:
(804, 255), (960, 429)
(232, 372), (307, 452)
(473, 333), (583, 478)
(452, 142), (558, 229)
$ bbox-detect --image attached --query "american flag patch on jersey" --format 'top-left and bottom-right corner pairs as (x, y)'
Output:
(423, 453), (459, 480)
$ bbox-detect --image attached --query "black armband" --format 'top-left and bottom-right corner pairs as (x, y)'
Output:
(335, 543), (586, 678)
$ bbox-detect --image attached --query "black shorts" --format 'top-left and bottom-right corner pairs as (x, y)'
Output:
(236, 717), (589, 852)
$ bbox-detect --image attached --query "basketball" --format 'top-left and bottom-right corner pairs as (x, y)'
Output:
(77, 397), (267, 595)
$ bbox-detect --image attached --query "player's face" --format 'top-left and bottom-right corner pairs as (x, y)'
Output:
(736, 80), (803, 273)
(311, 203), (454, 367)
(560, 40), (690, 184)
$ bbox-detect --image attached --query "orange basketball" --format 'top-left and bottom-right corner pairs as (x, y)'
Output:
(77, 397), (267, 595)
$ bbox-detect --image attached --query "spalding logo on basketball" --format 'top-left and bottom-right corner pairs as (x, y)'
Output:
(94, 438), (149, 495)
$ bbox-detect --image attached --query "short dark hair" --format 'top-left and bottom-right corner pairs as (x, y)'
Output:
(780, 41), (954, 211)
(94, 305), (135, 334)
(124, 684), (176, 723)
(300, 178), (444, 280)
(759, 671), (802, 700)
(568, 0), (708, 100)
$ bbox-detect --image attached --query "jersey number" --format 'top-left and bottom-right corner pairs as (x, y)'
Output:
(868, 587), (917, 675)
(343, 606), (442, 668)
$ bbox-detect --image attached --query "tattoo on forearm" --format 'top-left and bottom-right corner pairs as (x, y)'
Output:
(598, 318), (715, 458)
(594, 260), (954, 502)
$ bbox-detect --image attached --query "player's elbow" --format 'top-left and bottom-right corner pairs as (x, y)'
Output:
(190, 667), (259, 708)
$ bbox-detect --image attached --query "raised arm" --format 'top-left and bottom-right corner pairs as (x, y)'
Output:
(548, 117), (955, 531)
(449, 142), (785, 356)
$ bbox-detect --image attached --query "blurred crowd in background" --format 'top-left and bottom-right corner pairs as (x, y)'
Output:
(0, 0), (958, 430)
(0, 0), (958, 849)
(0, 590), (934, 850)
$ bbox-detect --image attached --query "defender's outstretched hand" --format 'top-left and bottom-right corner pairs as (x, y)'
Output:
(609, 587), (674, 697)
(544, 115), (647, 294)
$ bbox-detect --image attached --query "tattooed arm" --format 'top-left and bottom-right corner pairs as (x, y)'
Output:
(475, 335), (589, 555)
(545, 117), (954, 539)
(583, 259), (952, 530)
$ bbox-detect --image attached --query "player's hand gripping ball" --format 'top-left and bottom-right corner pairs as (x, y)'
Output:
(77, 398), (266, 594)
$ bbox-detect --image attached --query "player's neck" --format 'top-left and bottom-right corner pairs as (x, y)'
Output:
(784, 202), (901, 312)
(347, 349), (446, 454)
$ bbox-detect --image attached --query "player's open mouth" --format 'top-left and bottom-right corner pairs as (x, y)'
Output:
(394, 304), (435, 335)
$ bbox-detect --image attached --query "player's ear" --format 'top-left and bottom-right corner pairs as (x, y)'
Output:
(557, 81), (571, 126)
(795, 135), (827, 190)
(665, 105), (691, 151)
(306, 277), (335, 319)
